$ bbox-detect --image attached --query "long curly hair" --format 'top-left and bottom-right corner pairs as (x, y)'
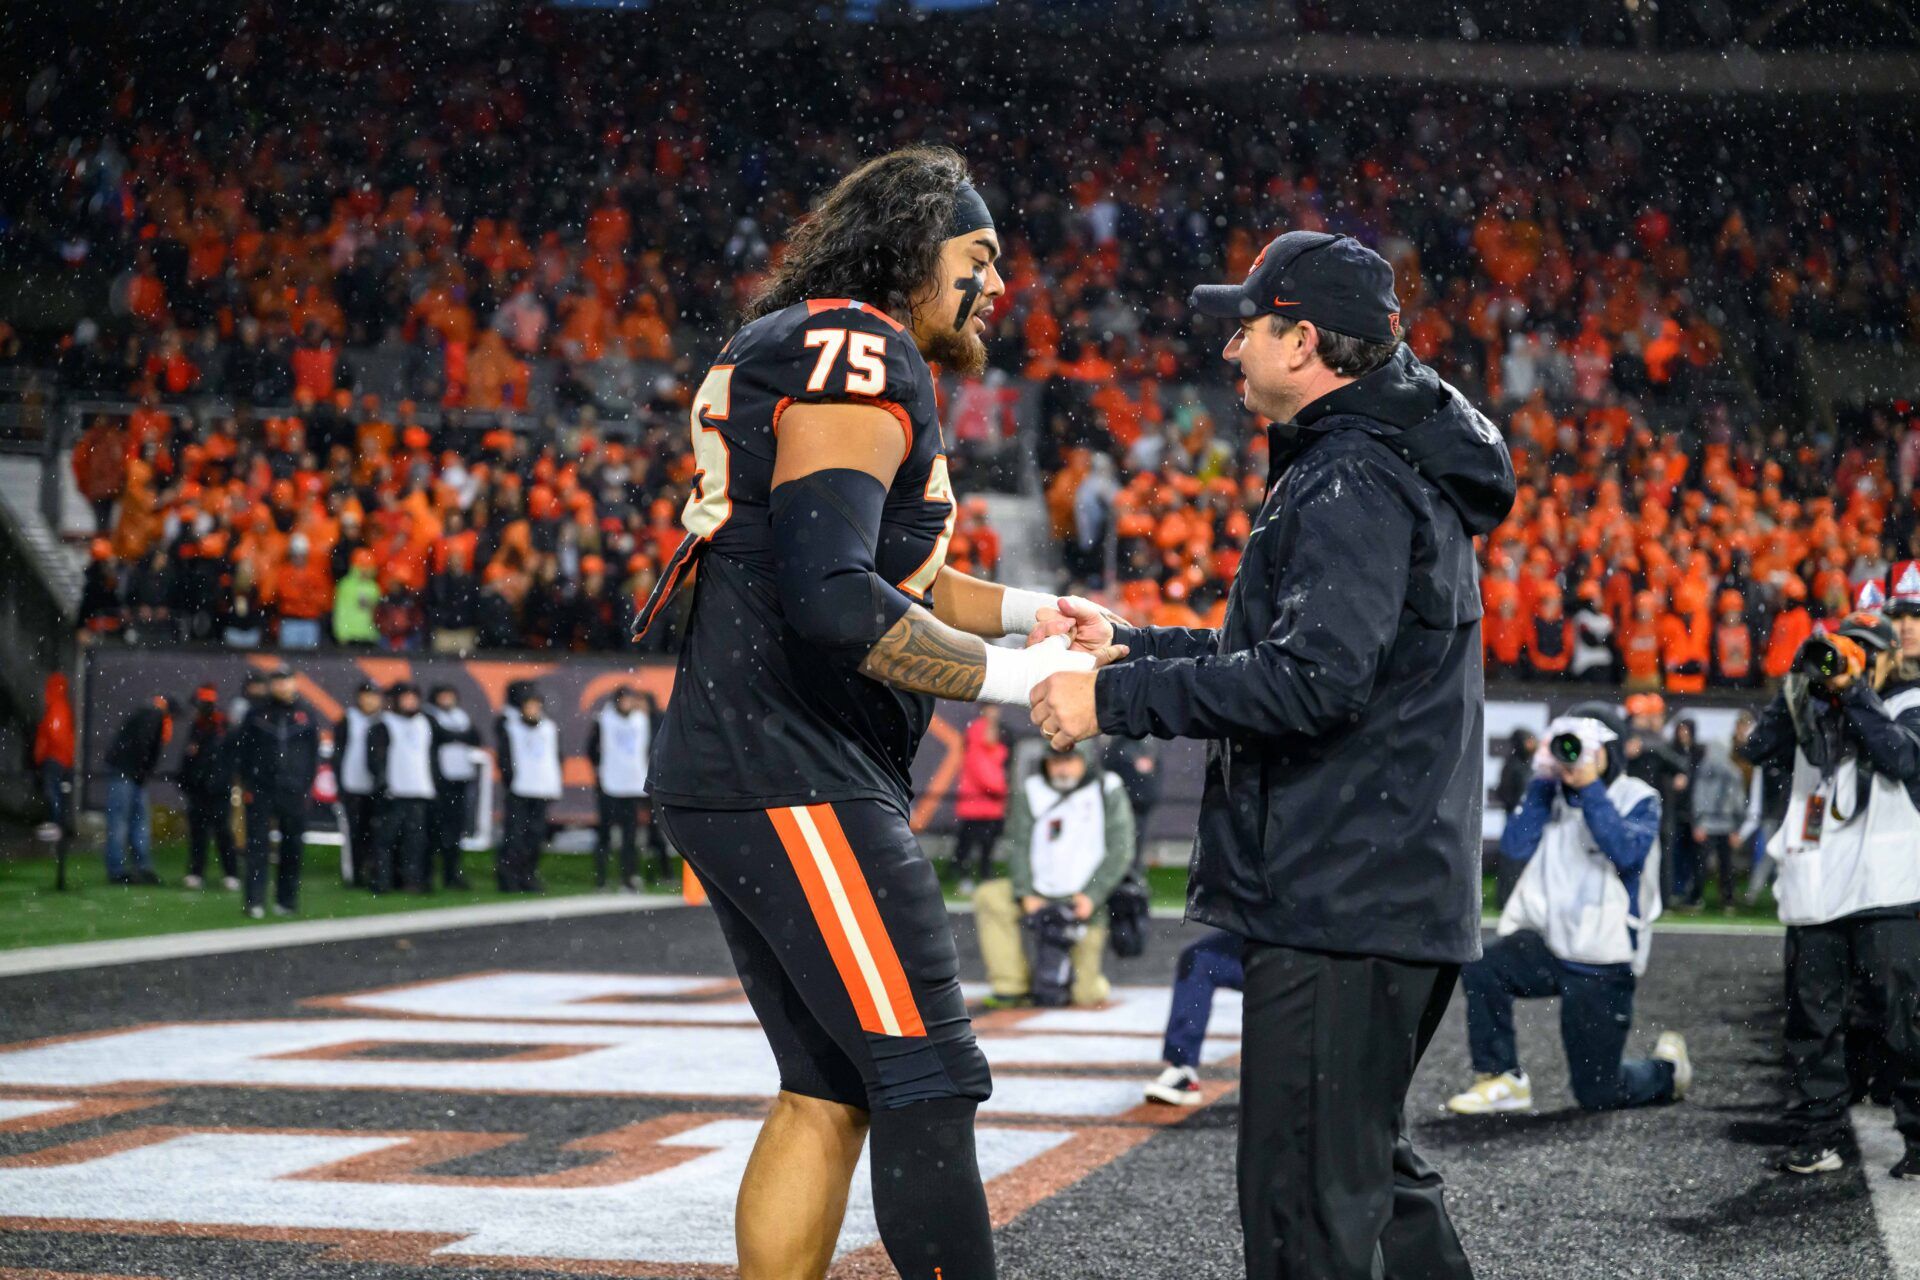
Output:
(744, 146), (970, 323)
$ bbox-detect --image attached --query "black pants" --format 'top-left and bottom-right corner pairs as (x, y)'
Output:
(499, 795), (547, 892)
(185, 789), (237, 880)
(1694, 833), (1739, 908)
(243, 793), (306, 911)
(951, 818), (1001, 882)
(429, 779), (470, 886)
(340, 791), (378, 886)
(595, 792), (641, 886)
(375, 797), (431, 892)
(1784, 913), (1920, 1149)
(1239, 942), (1473, 1280)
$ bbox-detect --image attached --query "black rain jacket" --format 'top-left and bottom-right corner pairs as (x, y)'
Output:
(1096, 346), (1516, 964)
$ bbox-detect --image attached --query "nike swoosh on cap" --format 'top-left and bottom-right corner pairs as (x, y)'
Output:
(1271, 299), (1301, 307)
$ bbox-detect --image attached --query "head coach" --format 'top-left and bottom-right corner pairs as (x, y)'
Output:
(1029, 231), (1515, 1280)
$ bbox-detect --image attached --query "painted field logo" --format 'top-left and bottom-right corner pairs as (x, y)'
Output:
(0, 972), (1239, 1275)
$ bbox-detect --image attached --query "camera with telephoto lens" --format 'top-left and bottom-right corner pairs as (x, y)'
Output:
(1549, 732), (1586, 766)
(1796, 636), (1850, 683)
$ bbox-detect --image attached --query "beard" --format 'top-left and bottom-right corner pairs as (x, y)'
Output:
(922, 324), (989, 377)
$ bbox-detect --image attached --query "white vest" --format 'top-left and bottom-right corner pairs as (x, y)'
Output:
(428, 705), (477, 781)
(1571, 609), (1614, 677)
(340, 708), (377, 795)
(596, 705), (650, 798)
(379, 711), (436, 800)
(503, 715), (562, 800)
(1771, 686), (1920, 927)
(1498, 775), (1664, 975)
(1022, 774), (1118, 899)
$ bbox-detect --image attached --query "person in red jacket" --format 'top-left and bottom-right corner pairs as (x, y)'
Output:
(1484, 591), (1525, 680)
(952, 705), (1010, 892)
(1763, 577), (1814, 681)
(1660, 597), (1711, 695)
(32, 672), (76, 839)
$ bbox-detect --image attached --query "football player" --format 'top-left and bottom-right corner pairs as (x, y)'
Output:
(636, 146), (1123, 1280)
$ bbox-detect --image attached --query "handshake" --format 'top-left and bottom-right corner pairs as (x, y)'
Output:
(983, 594), (1132, 750)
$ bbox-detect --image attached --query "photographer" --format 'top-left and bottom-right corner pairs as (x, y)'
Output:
(1447, 712), (1691, 1114)
(973, 741), (1134, 1009)
(1740, 607), (1920, 1180)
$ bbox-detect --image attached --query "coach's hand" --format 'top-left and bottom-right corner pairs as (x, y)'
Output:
(1030, 670), (1100, 749)
(1030, 596), (1129, 663)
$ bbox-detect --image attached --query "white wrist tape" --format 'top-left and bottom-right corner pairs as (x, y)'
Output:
(999, 587), (1058, 638)
(977, 635), (1095, 705)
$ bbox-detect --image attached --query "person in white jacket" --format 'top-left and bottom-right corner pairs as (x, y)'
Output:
(1738, 604), (1920, 1181)
(1447, 711), (1691, 1115)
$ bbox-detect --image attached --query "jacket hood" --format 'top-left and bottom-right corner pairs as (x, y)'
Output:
(1035, 739), (1103, 786)
(1287, 345), (1516, 536)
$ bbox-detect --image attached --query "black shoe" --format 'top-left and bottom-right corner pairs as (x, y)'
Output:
(132, 868), (162, 886)
(1892, 1149), (1920, 1181)
(1777, 1144), (1845, 1175)
(108, 873), (133, 886)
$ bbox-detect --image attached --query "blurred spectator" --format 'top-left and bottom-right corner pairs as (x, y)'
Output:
(1687, 741), (1749, 915)
(101, 694), (176, 886)
(230, 666), (320, 918)
(32, 673), (75, 839)
(974, 742), (1134, 1009)
(951, 705), (1010, 892)
(70, 415), (127, 533)
(332, 550), (381, 646)
(496, 686), (561, 893)
(177, 684), (238, 891)
(1102, 734), (1163, 863)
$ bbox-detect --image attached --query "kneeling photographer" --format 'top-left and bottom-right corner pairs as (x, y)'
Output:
(974, 741), (1134, 1008)
(1739, 606), (1920, 1180)
(1447, 711), (1691, 1115)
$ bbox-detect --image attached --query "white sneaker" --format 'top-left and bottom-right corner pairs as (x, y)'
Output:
(182, 875), (204, 890)
(244, 905), (265, 920)
(1144, 1064), (1203, 1106)
(222, 876), (241, 891)
(1445, 1071), (1532, 1115)
(1654, 1032), (1692, 1101)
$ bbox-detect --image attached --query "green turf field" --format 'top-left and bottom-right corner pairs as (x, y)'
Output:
(0, 839), (665, 952)
(2, 838), (1781, 953)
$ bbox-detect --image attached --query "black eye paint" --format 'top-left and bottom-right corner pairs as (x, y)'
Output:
(953, 267), (985, 332)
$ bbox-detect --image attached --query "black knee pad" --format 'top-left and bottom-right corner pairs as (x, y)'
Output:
(867, 1031), (992, 1111)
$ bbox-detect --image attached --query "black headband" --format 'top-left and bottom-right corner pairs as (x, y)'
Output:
(949, 182), (994, 238)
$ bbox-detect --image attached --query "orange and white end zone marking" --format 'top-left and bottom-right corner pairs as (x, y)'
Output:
(0, 971), (1240, 1275)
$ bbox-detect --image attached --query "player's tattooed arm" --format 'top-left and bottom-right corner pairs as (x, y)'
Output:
(859, 605), (989, 700)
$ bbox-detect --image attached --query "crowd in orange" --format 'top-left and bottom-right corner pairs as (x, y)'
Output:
(14, 16), (1920, 682)
(68, 399), (1003, 653)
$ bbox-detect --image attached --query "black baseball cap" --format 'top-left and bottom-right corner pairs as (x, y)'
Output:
(1189, 231), (1403, 345)
(1836, 612), (1895, 652)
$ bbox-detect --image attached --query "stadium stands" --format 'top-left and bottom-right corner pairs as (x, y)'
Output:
(2, 8), (1917, 685)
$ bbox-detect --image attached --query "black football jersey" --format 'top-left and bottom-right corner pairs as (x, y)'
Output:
(642, 299), (957, 812)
